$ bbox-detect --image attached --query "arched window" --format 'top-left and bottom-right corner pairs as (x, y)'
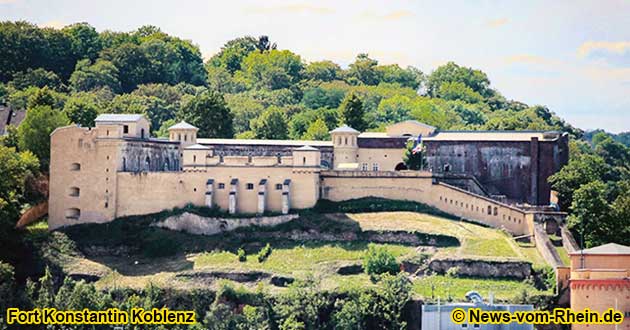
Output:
(487, 205), (492, 215)
(193, 155), (197, 163)
(303, 157), (306, 165)
(165, 157), (170, 171)
(184, 134), (188, 142)
(122, 157), (127, 171)
(178, 133), (181, 141)
(345, 137), (348, 145)
(145, 156), (151, 171)
(494, 207), (498, 216)
(141, 128), (145, 139)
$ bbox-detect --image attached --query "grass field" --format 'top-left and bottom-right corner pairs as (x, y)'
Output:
(38, 210), (550, 300)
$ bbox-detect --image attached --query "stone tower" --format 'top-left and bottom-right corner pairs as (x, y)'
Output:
(330, 125), (360, 168)
(168, 121), (198, 148)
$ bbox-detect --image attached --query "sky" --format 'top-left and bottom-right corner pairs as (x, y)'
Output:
(2, 0), (629, 133)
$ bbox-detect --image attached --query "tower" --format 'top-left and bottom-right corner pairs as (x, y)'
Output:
(168, 121), (198, 148)
(330, 125), (360, 169)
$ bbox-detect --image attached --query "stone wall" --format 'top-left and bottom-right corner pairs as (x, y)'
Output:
(154, 212), (299, 236)
(428, 258), (533, 279)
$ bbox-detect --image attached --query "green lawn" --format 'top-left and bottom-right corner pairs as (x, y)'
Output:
(555, 245), (570, 266)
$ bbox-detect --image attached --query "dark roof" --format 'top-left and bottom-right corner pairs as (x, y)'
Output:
(358, 136), (408, 149)
(0, 106), (26, 135)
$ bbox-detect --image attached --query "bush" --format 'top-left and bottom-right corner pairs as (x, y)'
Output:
(257, 243), (272, 263)
(237, 248), (247, 262)
(445, 266), (460, 278)
(363, 244), (400, 278)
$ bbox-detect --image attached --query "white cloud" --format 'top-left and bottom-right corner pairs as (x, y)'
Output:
(577, 41), (630, 57)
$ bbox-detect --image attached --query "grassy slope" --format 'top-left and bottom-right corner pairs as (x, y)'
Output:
(36, 209), (550, 301)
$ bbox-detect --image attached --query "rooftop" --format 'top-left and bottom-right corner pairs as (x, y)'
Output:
(95, 114), (145, 122)
(330, 125), (359, 134)
(184, 143), (210, 150)
(423, 130), (563, 142)
(571, 243), (630, 256)
(168, 121), (198, 130)
(294, 145), (319, 151)
(198, 138), (332, 147)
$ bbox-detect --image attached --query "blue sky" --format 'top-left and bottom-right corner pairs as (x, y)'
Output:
(2, 0), (629, 132)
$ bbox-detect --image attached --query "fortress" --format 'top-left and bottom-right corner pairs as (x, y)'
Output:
(49, 115), (569, 234)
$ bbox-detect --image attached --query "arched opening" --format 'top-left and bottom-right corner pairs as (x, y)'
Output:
(320, 160), (331, 169)
(122, 157), (127, 171)
(69, 187), (80, 197)
(487, 205), (492, 215)
(443, 163), (451, 173)
(493, 207), (498, 216)
(178, 133), (181, 141)
(145, 156), (151, 171)
(193, 155), (197, 163)
(344, 136), (348, 145)
(184, 134), (188, 142)
(65, 208), (80, 220)
(395, 162), (408, 171)
(165, 157), (170, 171)
(303, 157), (306, 165)
(141, 128), (145, 139)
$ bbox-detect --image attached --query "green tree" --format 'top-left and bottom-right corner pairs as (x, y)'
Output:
(0, 21), (47, 82)
(8, 68), (63, 91)
(275, 276), (327, 330)
(63, 94), (99, 127)
(347, 53), (380, 85)
(304, 60), (341, 82)
(155, 118), (177, 138)
(239, 49), (304, 90)
(62, 22), (102, 62)
(18, 105), (69, 169)
(208, 36), (258, 73)
(548, 154), (612, 210)
(224, 93), (266, 134)
(568, 181), (615, 248)
(338, 93), (367, 131)
(69, 59), (121, 93)
(437, 81), (484, 103)
(427, 61), (493, 98)
(0, 262), (15, 313)
(362, 273), (411, 330)
(178, 91), (234, 138)
(36, 266), (55, 308)
(108, 93), (175, 132)
(375, 64), (424, 90)
(302, 118), (329, 141)
(251, 106), (288, 139)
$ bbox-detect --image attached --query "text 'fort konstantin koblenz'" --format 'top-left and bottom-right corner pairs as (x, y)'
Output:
(49, 114), (569, 235)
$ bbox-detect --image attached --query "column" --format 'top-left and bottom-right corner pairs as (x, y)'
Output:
(257, 179), (267, 215)
(205, 179), (214, 208)
(282, 179), (291, 215)
(229, 178), (238, 214)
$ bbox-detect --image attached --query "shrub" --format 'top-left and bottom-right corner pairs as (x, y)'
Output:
(237, 248), (247, 262)
(257, 243), (272, 263)
(446, 266), (460, 278)
(363, 244), (400, 278)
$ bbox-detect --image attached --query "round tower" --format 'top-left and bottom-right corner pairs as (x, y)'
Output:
(168, 121), (198, 148)
(330, 125), (360, 169)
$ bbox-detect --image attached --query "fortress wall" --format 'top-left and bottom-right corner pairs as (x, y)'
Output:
(356, 148), (405, 171)
(320, 171), (531, 235)
(115, 167), (320, 218)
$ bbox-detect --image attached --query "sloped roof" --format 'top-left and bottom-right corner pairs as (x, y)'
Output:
(95, 114), (145, 122)
(423, 130), (561, 142)
(168, 121), (198, 130)
(197, 138), (332, 147)
(391, 120), (436, 130)
(571, 243), (630, 255)
(294, 145), (318, 151)
(330, 125), (359, 134)
(184, 143), (210, 150)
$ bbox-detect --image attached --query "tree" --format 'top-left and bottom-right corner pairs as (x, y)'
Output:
(304, 60), (341, 82)
(224, 93), (266, 134)
(375, 64), (424, 90)
(427, 61), (493, 98)
(302, 118), (329, 141)
(0, 21), (47, 82)
(338, 93), (367, 131)
(69, 59), (121, 93)
(568, 181), (615, 248)
(18, 105), (69, 169)
(101, 42), (152, 92)
(437, 81), (484, 103)
(0, 262), (15, 313)
(256, 35), (277, 53)
(403, 140), (427, 170)
(239, 50), (304, 90)
(347, 54), (380, 86)
(62, 22), (102, 62)
(108, 94), (175, 133)
(251, 106), (288, 139)
(63, 94), (99, 127)
(8, 68), (63, 91)
(275, 276), (327, 330)
(548, 154), (612, 210)
(208, 36), (258, 73)
(178, 91), (234, 138)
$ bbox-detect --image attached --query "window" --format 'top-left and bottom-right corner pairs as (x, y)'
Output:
(494, 207), (498, 216)
(145, 156), (151, 170)
(218, 183), (225, 189)
(361, 163), (368, 171)
(303, 157), (306, 165)
(275, 183), (283, 190)
(70, 163), (81, 171)
(69, 187), (80, 197)
(123, 125), (129, 134)
(122, 157), (127, 171)
(193, 155), (197, 163)
(344, 137), (348, 145)
(246, 183), (254, 190)
(277, 154), (282, 164)
(372, 163), (379, 171)
(487, 205), (492, 215)
(141, 128), (145, 139)
(184, 134), (188, 141)
(65, 208), (80, 220)
(105, 202), (108, 208)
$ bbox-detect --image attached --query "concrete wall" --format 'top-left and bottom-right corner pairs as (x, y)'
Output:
(320, 171), (533, 236)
